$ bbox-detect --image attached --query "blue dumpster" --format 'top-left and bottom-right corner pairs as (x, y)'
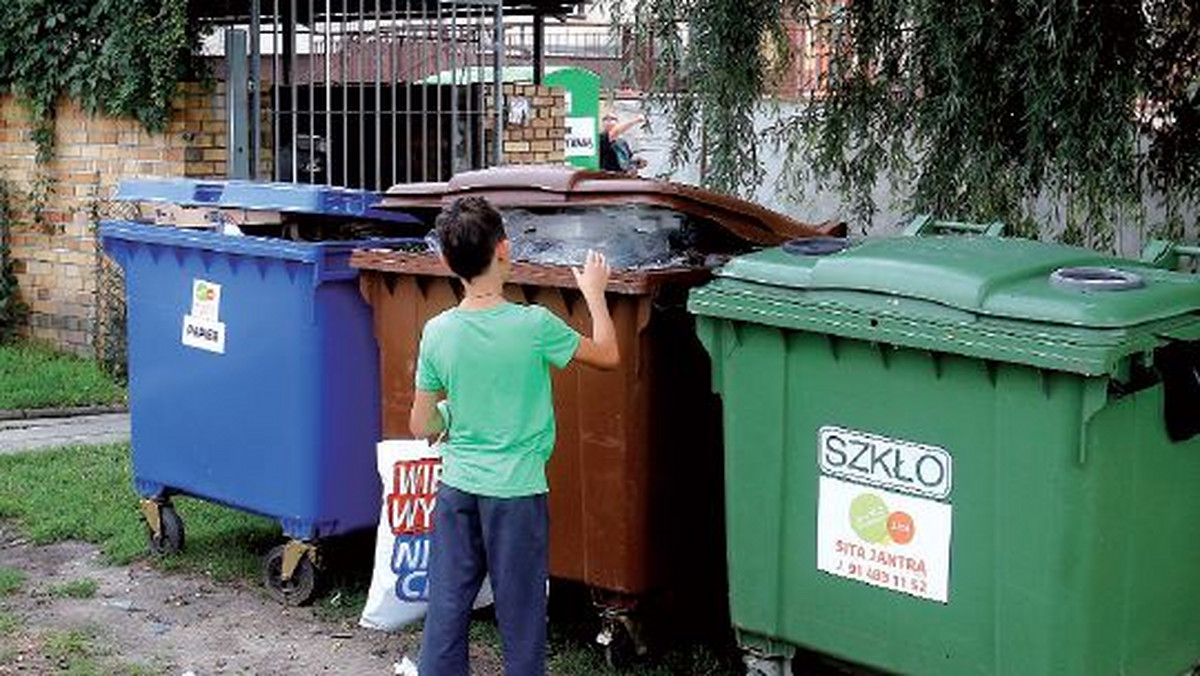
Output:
(101, 179), (419, 604)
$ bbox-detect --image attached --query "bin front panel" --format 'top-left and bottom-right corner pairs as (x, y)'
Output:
(362, 269), (725, 601)
(703, 315), (1200, 676)
(108, 228), (381, 539)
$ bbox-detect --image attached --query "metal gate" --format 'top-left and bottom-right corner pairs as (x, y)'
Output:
(248, 0), (508, 189)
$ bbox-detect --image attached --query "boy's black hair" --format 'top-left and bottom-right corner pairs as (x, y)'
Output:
(434, 196), (507, 281)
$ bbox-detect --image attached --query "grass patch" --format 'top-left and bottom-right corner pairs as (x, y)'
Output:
(0, 608), (18, 637)
(42, 627), (107, 674)
(43, 627), (97, 662)
(0, 444), (278, 582)
(0, 341), (125, 410)
(50, 578), (99, 599)
(0, 567), (24, 596)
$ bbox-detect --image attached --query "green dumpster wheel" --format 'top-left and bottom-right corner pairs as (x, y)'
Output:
(147, 504), (185, 555)
(262, 544), (318, 606)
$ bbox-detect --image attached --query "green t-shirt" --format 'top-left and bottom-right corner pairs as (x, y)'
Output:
(415, 302), (581, 497)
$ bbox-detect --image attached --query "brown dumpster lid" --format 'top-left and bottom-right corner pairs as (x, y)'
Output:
(350, 248), (711, 295)
(381, 165), (846, 245)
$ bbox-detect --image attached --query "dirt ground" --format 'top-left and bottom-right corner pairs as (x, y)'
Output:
(0, 522), (508, 675)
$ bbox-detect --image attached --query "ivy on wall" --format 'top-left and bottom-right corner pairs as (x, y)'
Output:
(0, 0), (204, 229)
(0, 180), (28, 343)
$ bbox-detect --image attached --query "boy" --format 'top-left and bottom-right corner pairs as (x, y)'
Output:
(409, 196), (619, 676)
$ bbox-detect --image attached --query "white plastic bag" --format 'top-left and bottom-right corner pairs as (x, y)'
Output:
(359, 439), (493, 631)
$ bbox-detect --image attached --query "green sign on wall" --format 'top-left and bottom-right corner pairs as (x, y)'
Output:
(422, 66), (601, 169)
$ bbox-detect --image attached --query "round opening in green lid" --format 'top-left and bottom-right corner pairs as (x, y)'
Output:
(782, 237), (853, 256)
(1050, 266), (1145, 291)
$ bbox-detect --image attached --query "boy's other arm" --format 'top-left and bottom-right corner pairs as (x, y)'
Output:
(606, 114), (645, 140)
(570, 250), (620, 370)
(409, 389), (447, 438)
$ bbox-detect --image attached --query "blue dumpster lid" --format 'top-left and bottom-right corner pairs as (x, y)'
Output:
(99, 220), (419, 283)
(113, 179), (419, 223)
(688, 236), (1200, 375)
(115, 178), (225, 206)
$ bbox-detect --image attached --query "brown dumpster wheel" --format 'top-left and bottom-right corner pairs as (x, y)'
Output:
(603, 623), (636, 671)
(262, 544), (318, 606)
(147, 504), (185, 555)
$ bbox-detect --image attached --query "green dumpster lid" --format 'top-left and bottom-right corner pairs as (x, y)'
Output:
(688, 236), (1200, 375)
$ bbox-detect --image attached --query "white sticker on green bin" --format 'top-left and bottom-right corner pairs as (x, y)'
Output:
(817, 477), (952, 603)
(816, 427), (953, 604)
(181, 315), (226, 354)
(191, 279), (222, 322)
(565, 117), (596, 158)
(819, 426), (952, 499)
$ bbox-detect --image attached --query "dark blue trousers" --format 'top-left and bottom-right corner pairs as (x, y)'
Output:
(420, 485), (549, 676)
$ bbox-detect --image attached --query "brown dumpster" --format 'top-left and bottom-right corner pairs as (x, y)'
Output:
(353, 166), (844, 665)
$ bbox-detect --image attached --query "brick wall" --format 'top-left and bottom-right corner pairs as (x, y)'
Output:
(1, 82), (230, 355)
(3, 80), (546, 356)
(491, 84), (567, 165)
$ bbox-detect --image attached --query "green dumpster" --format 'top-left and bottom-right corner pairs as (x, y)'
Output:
(688, 235), (1200, 676)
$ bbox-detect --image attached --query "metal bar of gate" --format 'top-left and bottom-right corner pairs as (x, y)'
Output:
(492, 0), (503, 167)
(424, 4), (432, 182)
(342, 0), (349, 186)
(308, 0), (316, 183)
(390, 0), (398, 187)
(288, 0), (298, 182)
(375, 0), (383, 190)
(449, 0), (458, 176)
(250, 0), (261, 179)
(405, 0), (412, 183)
(359, 0), (367, 188)
(435, 0), (443, 180)
(325, 0), (332, 185)
(272, 0), (280, 180)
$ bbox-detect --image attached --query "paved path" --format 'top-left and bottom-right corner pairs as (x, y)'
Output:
(0, 413), (131, 455)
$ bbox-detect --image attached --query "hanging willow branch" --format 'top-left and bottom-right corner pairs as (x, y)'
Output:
(628, 0), (1200, 243)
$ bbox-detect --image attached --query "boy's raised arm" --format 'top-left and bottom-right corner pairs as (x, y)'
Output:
(570, 250), (620, 370)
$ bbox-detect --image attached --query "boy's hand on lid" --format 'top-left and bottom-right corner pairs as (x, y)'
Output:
(572, 250), (611, 300)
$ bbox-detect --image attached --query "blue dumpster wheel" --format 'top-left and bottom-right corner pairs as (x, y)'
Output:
(147, 504), (185, 555)
(262, 544), (318, 606)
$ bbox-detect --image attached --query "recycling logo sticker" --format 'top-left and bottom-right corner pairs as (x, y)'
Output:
(816, 426), (953, 603)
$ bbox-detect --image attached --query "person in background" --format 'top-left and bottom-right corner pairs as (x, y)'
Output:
(410, 196), (620, 676)
(598, 111), (647, 175)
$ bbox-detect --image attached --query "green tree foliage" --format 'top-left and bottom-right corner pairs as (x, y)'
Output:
(630, 0), (1200, 243)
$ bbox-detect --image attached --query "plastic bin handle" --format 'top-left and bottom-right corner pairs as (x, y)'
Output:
(1141, 239), (1200, 269)
(902, 214), (1006, 238)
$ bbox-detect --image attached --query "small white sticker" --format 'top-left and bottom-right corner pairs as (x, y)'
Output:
(181, 315), (226, 354)
(817, 476), (952, 603)
(191, 279), (222, 322)
(564, 117), (597, 158)
(818, 425), (952, 499)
